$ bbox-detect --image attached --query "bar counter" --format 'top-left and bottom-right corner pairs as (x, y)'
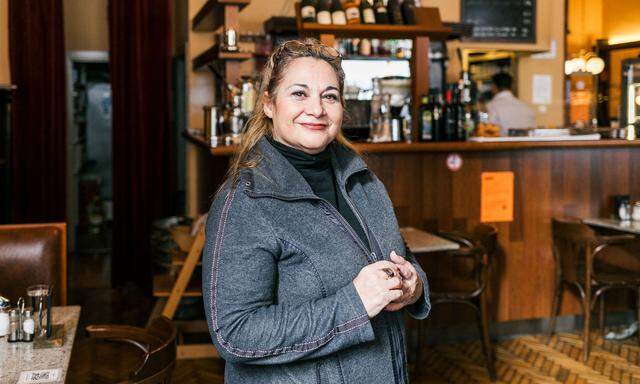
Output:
(186, 131), (640, 323)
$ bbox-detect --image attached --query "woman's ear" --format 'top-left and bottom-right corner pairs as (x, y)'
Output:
(263, 91), (274, 119)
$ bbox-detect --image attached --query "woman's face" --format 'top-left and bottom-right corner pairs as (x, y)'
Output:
(264, 57), (343, 154)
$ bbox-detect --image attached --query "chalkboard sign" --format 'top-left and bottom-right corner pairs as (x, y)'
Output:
(461, 0), (536, 43)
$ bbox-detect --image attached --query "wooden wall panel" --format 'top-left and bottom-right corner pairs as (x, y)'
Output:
(365, 146), (640, 322)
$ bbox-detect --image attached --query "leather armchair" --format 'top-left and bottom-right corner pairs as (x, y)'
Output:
(0, 223), (67, 305)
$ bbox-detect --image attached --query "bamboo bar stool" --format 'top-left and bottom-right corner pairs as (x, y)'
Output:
(548, 218), (640, 361)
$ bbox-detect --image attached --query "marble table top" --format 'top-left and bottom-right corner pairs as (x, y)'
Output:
(0, 306), (81, 384)
(583, 218), (640, 235)
(400, 227), (461, 253)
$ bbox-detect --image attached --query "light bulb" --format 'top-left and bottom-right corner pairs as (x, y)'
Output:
(564, 60), (575, 75)
(585, 57), (605, 74)
(573, 57), (587, 72)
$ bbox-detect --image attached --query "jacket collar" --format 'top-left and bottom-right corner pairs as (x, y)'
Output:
(241, 136), (368, 199)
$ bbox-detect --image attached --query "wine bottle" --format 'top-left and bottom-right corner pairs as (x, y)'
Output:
(331, 0), (347, 25)
(300, 0), (318, 23)
(419, 95), (432, 141)
(373, 0), (389, 24)
(344, 0), (361, 24)
(432, 92), (444, 142)
(443, 86), (457, 141)
(387, 0), (404, 25)
(316, 0), (332, 24)
(360, 0), (376, 24)
(401, 0), (416, 25)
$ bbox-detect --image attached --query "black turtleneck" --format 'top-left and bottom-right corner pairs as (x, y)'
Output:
(267, 137), (370, 251)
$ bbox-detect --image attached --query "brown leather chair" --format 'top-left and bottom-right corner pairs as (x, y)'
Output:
(548, 218), (640, 361)
(0, 223), (67, 305)
(86, 316), (177, 384)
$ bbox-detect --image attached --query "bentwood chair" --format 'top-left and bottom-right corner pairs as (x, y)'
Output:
(86, 316), (177, 384)
(413, 224), (498, 381)
(0, 223), (67, 305)
(548, 218), (640, 361)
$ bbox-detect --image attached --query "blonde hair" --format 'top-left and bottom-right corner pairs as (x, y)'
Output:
(226, 38), (359, 185)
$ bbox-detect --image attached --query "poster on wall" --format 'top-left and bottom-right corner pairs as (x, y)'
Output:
(481, 171), (514, 223)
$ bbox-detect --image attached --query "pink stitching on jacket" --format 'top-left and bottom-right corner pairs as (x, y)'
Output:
(209, 183), (370, 358)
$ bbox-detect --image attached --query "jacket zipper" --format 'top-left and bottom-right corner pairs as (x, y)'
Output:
(336, 183), (378, 262)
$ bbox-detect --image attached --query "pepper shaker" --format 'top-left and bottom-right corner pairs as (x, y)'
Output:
(8, 309), (22, 342)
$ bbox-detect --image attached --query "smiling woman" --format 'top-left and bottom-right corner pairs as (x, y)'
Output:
(203, 38), (431, 384)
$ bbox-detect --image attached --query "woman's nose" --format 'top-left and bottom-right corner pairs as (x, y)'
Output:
(305, 95), (325, 117)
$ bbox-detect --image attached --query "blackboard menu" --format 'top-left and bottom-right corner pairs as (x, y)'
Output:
(461, 0), (536, 43)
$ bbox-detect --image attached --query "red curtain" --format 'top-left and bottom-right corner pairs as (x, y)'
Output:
(9, 0), (66, 223)
(108, 0), (174, 289)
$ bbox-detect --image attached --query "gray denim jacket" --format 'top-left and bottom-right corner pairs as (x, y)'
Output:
(203, 137), (430, 384)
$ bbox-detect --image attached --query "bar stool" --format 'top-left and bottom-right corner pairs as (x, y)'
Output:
(413, 224), (498, 381)
(548, 218), (640, 361)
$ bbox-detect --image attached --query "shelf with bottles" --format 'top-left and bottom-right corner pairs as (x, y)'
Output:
(192, 45), (253, 71)
(192, 0), (251, 32)
(295, 2), (451, 41)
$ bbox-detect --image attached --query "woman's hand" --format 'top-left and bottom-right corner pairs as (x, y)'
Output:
(353, 261), (404, 318)
(383, 251), (423, 312)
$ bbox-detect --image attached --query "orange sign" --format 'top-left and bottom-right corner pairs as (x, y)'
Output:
(481, 172), (514, 223)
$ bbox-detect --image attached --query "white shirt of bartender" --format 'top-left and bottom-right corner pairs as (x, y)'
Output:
(486, 90), (536, 135)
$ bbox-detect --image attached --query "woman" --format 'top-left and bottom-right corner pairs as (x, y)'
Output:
(203, 39), (430, 384)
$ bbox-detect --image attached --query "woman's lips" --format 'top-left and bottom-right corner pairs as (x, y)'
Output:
(299, 122), (328, 130)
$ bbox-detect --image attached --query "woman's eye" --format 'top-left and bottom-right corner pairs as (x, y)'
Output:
(323, 94), (339, 102)
(292, 91), (306, 98)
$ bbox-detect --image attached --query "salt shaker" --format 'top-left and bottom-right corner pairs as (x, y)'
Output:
(22, 309), (35, 342)
(0, 296), (10, 337)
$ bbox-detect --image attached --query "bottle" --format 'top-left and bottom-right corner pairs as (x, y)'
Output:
(401, 0), (417, 24)
(419, 94), (433, 141)
(432, 92), (444, 141)
(300, 0), (317, 23)
(331, 0), (347, 25)
(387, 0), (404, 25)
(344, 0), (361, 24)
(454, 87), (467, 141)
(359, 38), (372, 56)
(369, 78), (382, 142)
(443, 86), (457, 141)
(316, 0), (332, 24)
(373, 0), (389, 24)
(360, 0), (376, 24)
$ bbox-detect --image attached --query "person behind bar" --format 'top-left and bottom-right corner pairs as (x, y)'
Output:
(203, 39), (430, 384)
(486, 72), (536, 135)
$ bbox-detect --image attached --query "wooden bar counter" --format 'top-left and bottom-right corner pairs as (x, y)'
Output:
(186, 132), (640, 323)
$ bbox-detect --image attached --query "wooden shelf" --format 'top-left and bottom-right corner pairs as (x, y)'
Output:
(192, 0), (251, 32)
(153, 273), (202, 298)
(192, 45), (252, 71)
(297, 22), (452, 40)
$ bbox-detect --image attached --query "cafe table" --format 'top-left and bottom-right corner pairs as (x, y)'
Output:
(400, 227), (460, 253)
(583, 218), (640, 235)
(0, 306), (81, 384)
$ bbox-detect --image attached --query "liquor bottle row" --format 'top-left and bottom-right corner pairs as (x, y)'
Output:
(336, 38), (412, 58)
(418, 83), (478, 142)
(300, 0), (419, 26)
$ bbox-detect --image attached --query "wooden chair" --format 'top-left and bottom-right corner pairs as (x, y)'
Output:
(86, 316), (177, 384)
(548, 218), (640, 361)
(422, 224), (498, 380)
(0, 223), (67, 305)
